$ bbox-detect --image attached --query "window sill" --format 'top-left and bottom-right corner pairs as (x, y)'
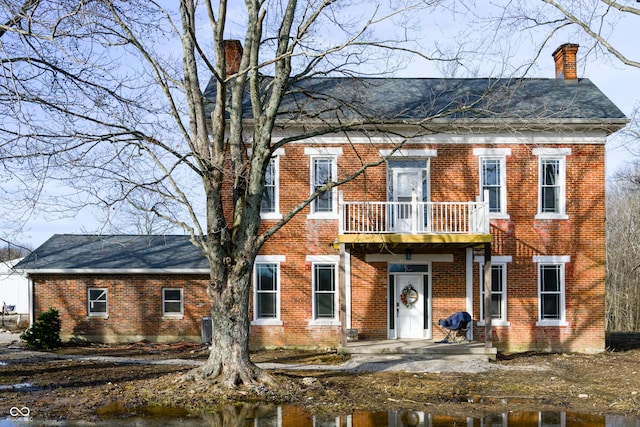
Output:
(489, 213), (510, 220)
(307, 213), (338, 220)
(308, 319), (341, 327)
(477, 320), (510, 327)
(260, 213), (283, 220)
(251, 319), (283, 326)
(162, 315), (184, 320)
(536, 320), (569, 327)
(87, 315), (108, 319)
(535, 213), (569, 220)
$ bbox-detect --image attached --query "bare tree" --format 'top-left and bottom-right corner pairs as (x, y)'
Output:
(539, 0), (639, 69)
(607, 165), (640, 331)
(1, 0), (474, 387)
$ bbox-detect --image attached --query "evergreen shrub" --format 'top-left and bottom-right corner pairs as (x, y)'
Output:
(20, 307), (62, 350)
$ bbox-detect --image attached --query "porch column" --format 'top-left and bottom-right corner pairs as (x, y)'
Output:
(339, 243), (347, 348)
(483, 242), (492, 349)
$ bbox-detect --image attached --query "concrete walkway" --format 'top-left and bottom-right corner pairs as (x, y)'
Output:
(0, 332), (504, 374)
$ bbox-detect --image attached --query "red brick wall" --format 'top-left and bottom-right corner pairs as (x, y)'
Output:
(31, 141), (606, 353)
(32, 274), (211, 343)
(253, 142), (605, 353)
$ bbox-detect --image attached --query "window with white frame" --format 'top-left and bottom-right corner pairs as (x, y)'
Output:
(476, 256), (511, 326)
(314, 263), (337, 319)
(87, 288), (108, 317)
(260, 149), (284, 219)
(307, 255), (340, 325)
(252, 256), (284, 325)
(305, 148), (341, 218)
(254, 406), (282, 426)
(162, 288), (183, 317)
(534, 148), (570, 219)
(261, 158), (277, 214)
(312, 158), (335, 214)
(474, 148), (510, 218)
(534, 256), (569, 326)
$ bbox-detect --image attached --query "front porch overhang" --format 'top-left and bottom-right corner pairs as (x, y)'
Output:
(337, 232), (491, 247)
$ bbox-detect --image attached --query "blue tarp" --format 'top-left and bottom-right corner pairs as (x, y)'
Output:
(439, 311), (471, 330)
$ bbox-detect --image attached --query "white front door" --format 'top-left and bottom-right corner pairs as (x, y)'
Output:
(396, 274), (424, 338)
(392, 169), (422, 232)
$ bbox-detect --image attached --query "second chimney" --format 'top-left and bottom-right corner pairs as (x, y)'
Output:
(553, 43), (579, 80)
(224, 40), (243, 76)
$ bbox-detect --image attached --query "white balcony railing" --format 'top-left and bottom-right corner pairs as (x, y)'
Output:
(339, 191), (490, 235)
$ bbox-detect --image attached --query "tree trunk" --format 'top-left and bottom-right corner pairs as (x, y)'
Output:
(186, 261), (272, 388)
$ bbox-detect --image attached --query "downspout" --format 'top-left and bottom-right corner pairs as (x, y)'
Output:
(483, 243), (492, 350)
(24, 272), (33, 326)
(465, 248), (474, 341)
(339, 243), (348, 348)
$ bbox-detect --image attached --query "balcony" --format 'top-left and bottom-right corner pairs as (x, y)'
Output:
(338, 191), (491, 246)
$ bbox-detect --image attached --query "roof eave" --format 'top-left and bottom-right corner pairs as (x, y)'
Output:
(19, 268), (211, 275)
(244, 117), (630, 134)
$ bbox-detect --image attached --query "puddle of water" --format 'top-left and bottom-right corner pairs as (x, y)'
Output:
(2, 406), (640, 426)
(0, 383), (41, 392)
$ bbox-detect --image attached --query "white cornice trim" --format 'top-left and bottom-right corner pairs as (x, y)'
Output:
(304, 147), (343, 156)
(533, 255), (571, 263)
(268, 132), (609, 145)
(532, 147), (572, 156)
(306, 255), (340, 263)
(256, 255), (286, 262)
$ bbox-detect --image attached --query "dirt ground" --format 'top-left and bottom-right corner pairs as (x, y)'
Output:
(1, 332), (640, 422)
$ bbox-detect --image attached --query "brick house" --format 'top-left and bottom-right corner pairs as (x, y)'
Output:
(16, 43), (627, 353)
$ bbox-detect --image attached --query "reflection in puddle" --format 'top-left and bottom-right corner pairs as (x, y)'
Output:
(2, 407), (640, 426)
(0, 382), (42, 392)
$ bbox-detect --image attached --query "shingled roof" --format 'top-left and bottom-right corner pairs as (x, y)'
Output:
(203, 77), (627, 129)
(15, 234), (209, 272)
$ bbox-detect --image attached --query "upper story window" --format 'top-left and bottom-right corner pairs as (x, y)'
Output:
(534, 148), (570, 220)
(474, 148), (510, 219)
(88, 288), (108, 317)
(305, 148), (342, 219)
(252, 255), (285, 326)
(534, 255), (570, 326)
(260, 149), (284, 220)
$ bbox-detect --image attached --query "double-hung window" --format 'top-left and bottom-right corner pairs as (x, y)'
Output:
(476, 256), (511, 326)
(474, 148), (510, 218)
(88, 288), (108, 317)
(162, 288), (183, 317)
(307, 255), (340, 325)
(260, 149), (284, 220)
(305, 148), (341, 218)
(534, 255), (570, 326)
(534, 148), (570, 219)
(252, 255), (284, 326)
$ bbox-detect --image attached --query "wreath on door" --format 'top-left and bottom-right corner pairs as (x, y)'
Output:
(400, 284), (419, 308)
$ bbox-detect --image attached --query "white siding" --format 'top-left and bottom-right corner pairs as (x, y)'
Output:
(0, 258), (29, 315)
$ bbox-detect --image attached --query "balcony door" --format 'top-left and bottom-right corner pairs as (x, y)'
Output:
(392, 169), (422, 232)
(388, 158), (429, 232)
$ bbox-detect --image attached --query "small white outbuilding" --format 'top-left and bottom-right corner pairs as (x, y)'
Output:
(0, 258), (30, 319)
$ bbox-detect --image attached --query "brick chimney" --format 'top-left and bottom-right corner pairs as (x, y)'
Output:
(224, 40), (243, 76)
(552, 43), (579, 80)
